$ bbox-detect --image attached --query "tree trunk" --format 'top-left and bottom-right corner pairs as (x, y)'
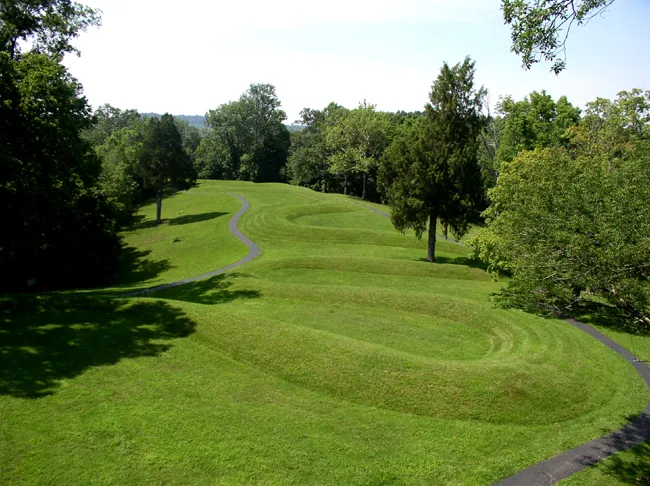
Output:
(362, 173), (367, 200)
(156, 189), (163, 224)
(343, 175), (347, 195)
(427, 211), (437, 263)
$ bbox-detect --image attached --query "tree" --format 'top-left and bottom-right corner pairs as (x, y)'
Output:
(566, 89), (650, 158)
(469, 146), (650, 328)
(0, 0), (101, 59)
(470, 90), (650, 328)
(379, 57), (486, 263)
(94, 120), (147, 223)
(325, 102), (389, 199)
(205, 83), (290, 182)
(84, 104), (141, 147)
(173, 116), (203, 166)
(285, 103), (348, 192)
(502, 0), (615, 73)
(194, 132), (232, 179)
(138, 114), (195, 224)
(0, 52), (120, 290)
(496, 91), (580, 165)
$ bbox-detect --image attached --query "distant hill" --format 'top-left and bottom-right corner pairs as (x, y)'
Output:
(142, 113), (206, 128)
(142, 113), (306, 132)
(286, 124), (306, 133)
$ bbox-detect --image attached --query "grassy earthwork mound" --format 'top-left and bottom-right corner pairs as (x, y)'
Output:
(1, 180), (648, 485)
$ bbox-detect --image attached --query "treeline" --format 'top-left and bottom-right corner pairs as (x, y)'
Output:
(0, 1), (196, 291)
(3, 1), (649, 329)
(470, 88), (650, 329)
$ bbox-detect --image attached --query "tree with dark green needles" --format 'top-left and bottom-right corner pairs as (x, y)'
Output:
(379, 57), (486, 263)
(138, 114), (195, 224)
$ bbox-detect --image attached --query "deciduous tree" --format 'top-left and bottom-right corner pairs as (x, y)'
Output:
(205, 83), (290, 182)
(0, 0), (101, 59)
(502, 0), (615, 73)
(325, 102), (389, 199)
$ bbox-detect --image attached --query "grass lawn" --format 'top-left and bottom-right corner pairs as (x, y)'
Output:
(560, 440), (650, 485)
(1, 180), (648, 485)
(111, 186), (249, 292)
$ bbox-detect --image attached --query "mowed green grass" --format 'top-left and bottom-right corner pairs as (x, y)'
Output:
(560, 441), (650, 485)
(112, 187), (249, 291)
(1, 180), (648, 485)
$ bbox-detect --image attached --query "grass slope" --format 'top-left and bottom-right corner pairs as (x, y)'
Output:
(1, 180), (648, 485)
(113, 187), (249, 291)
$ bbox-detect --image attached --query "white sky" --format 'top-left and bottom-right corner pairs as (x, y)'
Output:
(63, 0), (650, 122)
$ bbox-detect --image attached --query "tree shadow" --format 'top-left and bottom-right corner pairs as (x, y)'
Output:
(570, 301), (650, 337)
(128, 212), (228, 230)
(596, 440), (650, 484)
(156, 273), (261, 305)
(0, 293), (196, 398)
(168, 212), (227, 226)
(115, 246), (173, 285)
(418, 255), (488, 270)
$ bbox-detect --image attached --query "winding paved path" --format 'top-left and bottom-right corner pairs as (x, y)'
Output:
(354, 199), (650, 483)
(122, 194), (260, 297)
(124, 191), (650, 483)
(496, 319), (650, 485)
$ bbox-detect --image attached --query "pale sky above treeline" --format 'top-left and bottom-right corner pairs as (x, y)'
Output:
(64, 0), (650, 121)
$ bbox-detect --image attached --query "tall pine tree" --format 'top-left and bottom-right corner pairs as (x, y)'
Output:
(379, 57), (485, 262)
(139, 114), (195, 224)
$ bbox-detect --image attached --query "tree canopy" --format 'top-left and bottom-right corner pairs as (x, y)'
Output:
(0, 51), (120, 290)
(470, 90), (650, 328)
(138, 114), (195, 224)
(0, 0), (101, 59)
(502, 0), (615, 73)
(325, 102), (389, 199)
(203, 84), (290, 182)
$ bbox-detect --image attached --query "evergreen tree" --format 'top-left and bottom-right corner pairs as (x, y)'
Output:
(139, 114), (195, 224)
(379, 57), (486, 262)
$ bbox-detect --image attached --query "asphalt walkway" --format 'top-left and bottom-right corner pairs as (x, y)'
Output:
(122, 193), (260, 297)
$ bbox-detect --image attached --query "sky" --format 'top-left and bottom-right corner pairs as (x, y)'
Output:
(63, 0), (650, 123)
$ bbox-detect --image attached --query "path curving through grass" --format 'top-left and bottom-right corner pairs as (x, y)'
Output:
(122, 193), (260, 297)
(497, 318), (650, 484)
(2, 180), (649, 485)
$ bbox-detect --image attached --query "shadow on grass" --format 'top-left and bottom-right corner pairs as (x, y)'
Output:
(418, 255), (488, 270)
(0, 293), (197, 398)
(596, 440), (650, 484)
(115, 246), (173, 285)
(129, 212), (228, 231)
(157, 274), (261, 305)
(570, 301), (650, 337)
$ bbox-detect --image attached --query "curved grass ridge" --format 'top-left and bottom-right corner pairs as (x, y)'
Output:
(496, 319), (650, 485)
(122, 184), (650, 480)
(2, 181), (648, 485)
(135, 184), (650, 477)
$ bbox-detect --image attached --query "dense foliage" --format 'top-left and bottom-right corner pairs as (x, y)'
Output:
(139, 114), (195, 224)
(0, 51), (121, 290)
(470, 90), (650, 328)
(503, 0), (615, 73)
(0, 2), (118, 291)
(0, 0), (101, 59)
(198, 84), (290, 182)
